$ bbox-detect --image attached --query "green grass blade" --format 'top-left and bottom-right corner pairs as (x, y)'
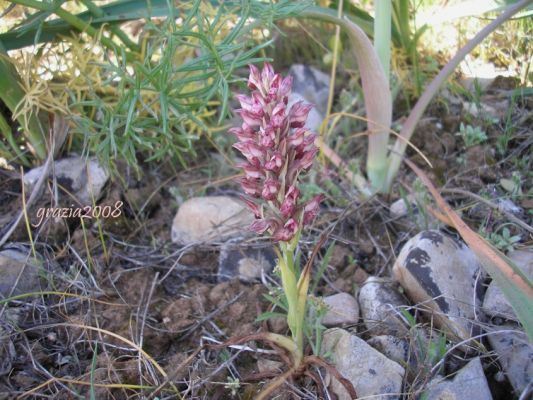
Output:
(311, 241), (336, 294)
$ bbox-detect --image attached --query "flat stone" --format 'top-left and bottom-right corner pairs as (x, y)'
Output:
(483, 248), (533, 320)
(358, 277), (409, 337)
(322, 328), (405, 400)
(0, 248), (43, 297)
(171, 196), (254, 244)
(488, 326), (533, 394)
(218, 240), (276, 282)
(322, 293), (359, 327)
(424, 357), (492, 400)
(24, 156), (108, 205)
(393, 230), (484, 341)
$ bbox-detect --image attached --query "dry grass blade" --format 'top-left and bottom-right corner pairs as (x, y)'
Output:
(405, 159), (533, 341)
(23, 323), (182, 398)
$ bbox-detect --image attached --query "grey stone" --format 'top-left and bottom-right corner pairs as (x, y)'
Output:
(389, 195), (416, 219)
(0, 248), (43, 297)
(288, 92), (324, 133)
(171, 196), (254, 244)
(218, 241), (276, 282)
(288, 64), (330, 133)
(24, 156), (108, 204)
(488, 326), (533, 395)
(393, 230), (484, 341)
(288, 64), (330, 115)
(483, 248), (533, 320)
(367, 335), (409, 367)
(322, 293), (359, 327)
(358, 277), (409, 337)
(424, 357), (492, 400)
(322, 328), (404, 400)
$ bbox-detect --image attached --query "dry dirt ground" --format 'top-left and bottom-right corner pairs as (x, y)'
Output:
(0, 77), (531, 399)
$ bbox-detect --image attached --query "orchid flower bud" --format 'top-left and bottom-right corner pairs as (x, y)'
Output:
(233, 141), (265, 161)
(272, 218), (299, 242)
(262, 178), (280, 201)
(303, 194), (325, 225)
(261, 63), (275, 85)
(280, 186), (300, 218)
(241, 177), (260, 197)
(265, 151), (283, 172)
(250, 219), (271, 234)
(289, 128), (307, 147)
(241, 196), (262, 218)
(236, 109), (262, 127)
(260, 126), (276, 148)
(248, 64), (261, 90)
(278, 76), (293, 100)
(288, 101), (313, 128)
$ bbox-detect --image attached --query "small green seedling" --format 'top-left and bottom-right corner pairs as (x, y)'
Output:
(457, 123), (488, 147)
(489, 227), (521, 254)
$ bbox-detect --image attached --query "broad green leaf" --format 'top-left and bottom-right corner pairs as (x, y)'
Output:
(0, 53), (47, 160)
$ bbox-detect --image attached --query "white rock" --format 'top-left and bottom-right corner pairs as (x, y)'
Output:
(488, 326), (533, 395)
(171, 196), (254, 244)
(24, 156), (108, 204)
(358, 277), (409, 336)
(322, 328), (405, 400)
(322, 293), (359, 327)
(483, 248), (533, 320)
(0, 248), (43, 297)
(390, 195), (416, 219)
(424, 357), (492, 400)
(393, 230), (484, 341)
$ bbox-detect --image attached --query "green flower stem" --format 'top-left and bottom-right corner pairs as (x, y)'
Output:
(374, 0), (391, 80)
(278, 242), (304, 366)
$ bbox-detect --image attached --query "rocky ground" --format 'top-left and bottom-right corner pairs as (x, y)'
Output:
(0, 65), (532, 399)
